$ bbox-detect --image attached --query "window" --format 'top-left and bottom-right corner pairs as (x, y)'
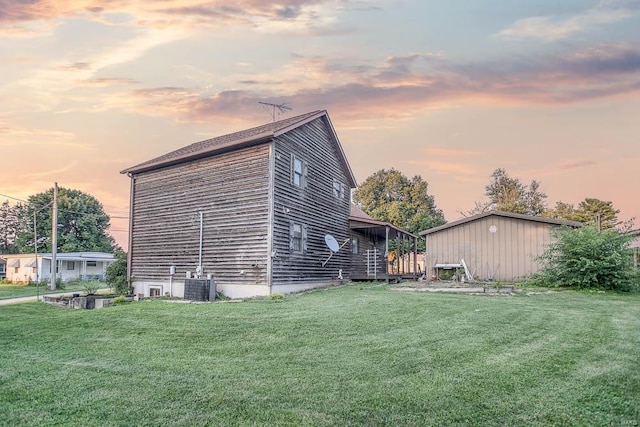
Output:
(333, 179), (344, 199)
(149, 287), (162, 297)
(351, 238), (359, 254)
(291, 154), (308, 188)
(67, 261), (75, 271)
(86, 261), (97, 267)
(289, 222), (308, 254)
(14, 267), (19, 274)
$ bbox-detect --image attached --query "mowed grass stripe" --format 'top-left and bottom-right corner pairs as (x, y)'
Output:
(0, 284), (638, 426)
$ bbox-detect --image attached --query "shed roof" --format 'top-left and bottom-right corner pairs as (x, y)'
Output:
(121, 110), (357, 187)
(420, 210), (583, 236)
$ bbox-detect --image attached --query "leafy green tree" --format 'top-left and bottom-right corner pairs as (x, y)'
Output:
(14, 187), (115, 253)
(464, 168), (547, 216)
(106, 249), (129, 295)
(486, 168), (546, 215)
(531, 226), (637, 292)
(353, 169), (446, 237)
(543, 198), (620, 230)
(0, 201), (22, 254)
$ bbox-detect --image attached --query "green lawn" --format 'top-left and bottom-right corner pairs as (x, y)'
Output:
(0, 284), (638, 426)
(0, 281), (109, 300)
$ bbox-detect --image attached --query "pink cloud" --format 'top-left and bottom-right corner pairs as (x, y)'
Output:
(557, 158), (598, 170)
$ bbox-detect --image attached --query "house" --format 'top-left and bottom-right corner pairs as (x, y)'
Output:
(0, 257), (6, 280)
(349, 204), (419, 280)
(2, 252), (115, 284)
(420, 211), (582, 282)
(122, 110), (364, 299)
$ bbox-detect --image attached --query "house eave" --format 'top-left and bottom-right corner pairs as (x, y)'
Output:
(121, 133), (274, 175)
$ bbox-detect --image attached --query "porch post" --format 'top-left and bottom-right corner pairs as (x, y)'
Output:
(385, 226), (389, 283)
(413, 236), (418, 280)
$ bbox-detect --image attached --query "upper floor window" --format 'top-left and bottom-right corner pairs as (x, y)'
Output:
(291, 154), (308, 188)
(333, 179), (344, 199)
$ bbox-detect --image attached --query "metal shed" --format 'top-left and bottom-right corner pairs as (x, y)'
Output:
(420, 211), (582, 282)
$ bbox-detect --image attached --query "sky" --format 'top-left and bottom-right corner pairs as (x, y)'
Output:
(1, 0), (639, 250)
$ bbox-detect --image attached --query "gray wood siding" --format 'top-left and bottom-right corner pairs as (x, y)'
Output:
(129, 145), (271, 287)
(425, 215), (559, 282)
(271, 118), (352, 285)
(348, 230), (386, 278)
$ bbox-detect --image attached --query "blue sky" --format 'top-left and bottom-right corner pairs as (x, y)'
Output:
(1, 0), (639, 248)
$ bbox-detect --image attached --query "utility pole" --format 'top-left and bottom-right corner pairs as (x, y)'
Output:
(34, 211), (39, 300)
(50, 182), (58, 291)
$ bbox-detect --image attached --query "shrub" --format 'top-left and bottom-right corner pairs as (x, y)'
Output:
(106, 249), (129, 295)
(112, 295), (127, 305)
(267, 292), (284, 300)
(531, 226), (636, 291)
(83, 281), (100, 295)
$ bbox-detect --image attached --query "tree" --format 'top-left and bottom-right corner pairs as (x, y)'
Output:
(0, 201), (20, 254)
(353, 169), (446, 237)
(531, 226), (637, 292)
(543, 198), (621, 230)
(106, 249), (129, 295)
(463, 168), (547, 216)
(13, 187), (115, 253)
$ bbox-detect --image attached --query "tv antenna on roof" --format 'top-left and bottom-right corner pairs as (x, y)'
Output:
(258, 101), (292, 122)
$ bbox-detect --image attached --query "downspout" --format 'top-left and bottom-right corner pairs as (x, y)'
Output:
(266, 143), (275, 292)
(198, 211), (203, 275)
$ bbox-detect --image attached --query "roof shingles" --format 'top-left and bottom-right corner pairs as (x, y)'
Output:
(121, 110), (324, 174)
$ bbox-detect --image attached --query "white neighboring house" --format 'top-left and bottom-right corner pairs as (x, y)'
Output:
(3, 252), (115, 284)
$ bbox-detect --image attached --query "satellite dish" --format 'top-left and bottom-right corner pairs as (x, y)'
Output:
(325, 234), (340, 253)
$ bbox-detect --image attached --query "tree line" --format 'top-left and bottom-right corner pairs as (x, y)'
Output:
(353, 167), (626, 234)
(0, 186), (116, 254)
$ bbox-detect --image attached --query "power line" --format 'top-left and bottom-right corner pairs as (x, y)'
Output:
(0, 192), (28, 203)
(1, 191), (129, 219)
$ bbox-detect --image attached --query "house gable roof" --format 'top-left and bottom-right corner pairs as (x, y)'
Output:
(419, 210), (583, 236)
(121, 110), (357, 187)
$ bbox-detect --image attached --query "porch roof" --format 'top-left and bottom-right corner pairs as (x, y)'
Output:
(349, 204), (418, 240)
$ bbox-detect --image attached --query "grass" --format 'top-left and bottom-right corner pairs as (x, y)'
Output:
(0, 281), (109, 300)
(0, 283), (638, 426)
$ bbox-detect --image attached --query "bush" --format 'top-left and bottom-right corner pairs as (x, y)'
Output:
(267, 292), (284, 300)
(112, 295), (127, 305)
(83, 281), (100, 295)
(106, 249), (129, 295)
(530, 226), (636, 291)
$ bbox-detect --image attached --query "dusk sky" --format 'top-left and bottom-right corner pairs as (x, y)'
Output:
(1, 0), (639, 249)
